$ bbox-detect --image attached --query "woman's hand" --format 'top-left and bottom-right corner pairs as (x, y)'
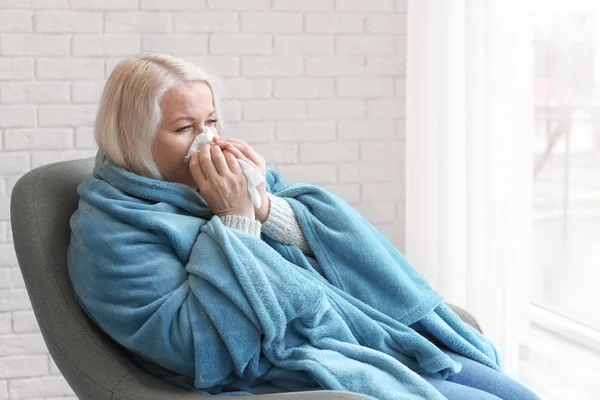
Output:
(215, 137), (271, 223)
(189, 142), (256, 220)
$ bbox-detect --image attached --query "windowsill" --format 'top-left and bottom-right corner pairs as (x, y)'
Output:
(518, 305), (600, 399)
(530, 304), (600, 353)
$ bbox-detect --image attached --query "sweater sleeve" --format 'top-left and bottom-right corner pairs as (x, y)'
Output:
(219, 214), (262, 237)
(261, 193), (313, 257)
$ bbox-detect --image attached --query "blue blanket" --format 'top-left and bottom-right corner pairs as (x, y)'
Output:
(67, 151), (501, 400)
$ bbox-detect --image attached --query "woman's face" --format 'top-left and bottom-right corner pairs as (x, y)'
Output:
(152, 80), (218, 189)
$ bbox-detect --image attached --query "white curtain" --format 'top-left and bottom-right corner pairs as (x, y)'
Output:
(406, 0), (534, 376)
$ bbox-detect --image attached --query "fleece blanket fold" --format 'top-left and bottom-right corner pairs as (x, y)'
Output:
(67, 150), (501, 400)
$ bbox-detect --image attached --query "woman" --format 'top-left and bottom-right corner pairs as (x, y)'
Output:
(67, 54), (540, 400)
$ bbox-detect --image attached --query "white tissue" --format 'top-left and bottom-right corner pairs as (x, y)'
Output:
(184, 127), (266, 209)
(238, 159), (265, 209)
(184, 127), (217, 162)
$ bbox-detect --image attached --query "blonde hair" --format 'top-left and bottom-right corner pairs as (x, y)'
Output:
(95, 54), (223, 180)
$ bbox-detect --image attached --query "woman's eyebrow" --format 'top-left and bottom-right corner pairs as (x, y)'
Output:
(171, 109), (216, 125)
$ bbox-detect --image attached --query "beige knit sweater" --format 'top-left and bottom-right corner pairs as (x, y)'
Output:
(219, 192), (313, 256)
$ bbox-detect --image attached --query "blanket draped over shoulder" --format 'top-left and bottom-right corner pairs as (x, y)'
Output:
(67, 151), (501, 400)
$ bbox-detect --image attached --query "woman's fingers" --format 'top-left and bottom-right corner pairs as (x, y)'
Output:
(223, 143), (256, 167)
(198, 143), (219, 179)
(221, 138), (263, 166)
(189, 151), (206, 184)
(223, 150), (241, 174)
(210, 143), (231, 176)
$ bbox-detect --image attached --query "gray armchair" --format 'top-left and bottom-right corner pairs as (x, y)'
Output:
(10, 157), (483, 400)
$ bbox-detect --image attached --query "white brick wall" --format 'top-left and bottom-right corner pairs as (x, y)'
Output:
(0, 1), (406, 398)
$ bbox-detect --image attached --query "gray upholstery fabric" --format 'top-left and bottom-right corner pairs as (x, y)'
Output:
(10, 157), (483, 400)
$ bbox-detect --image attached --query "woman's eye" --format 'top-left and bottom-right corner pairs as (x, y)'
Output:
(176, 125), (192, 133)
(205, 119), (218, 127)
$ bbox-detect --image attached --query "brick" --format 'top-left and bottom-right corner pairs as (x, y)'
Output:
(396, 118), (405, 139)
(0, 244), (18, 266)
(74, 127), (97, 149)
(36, 58), (104, 80)
(0, 222), (6, 242)
(0, 355), (47, 378)
(38, 105), (97, 127)
(68, 0), (138, 9)
(0, 379), (6, 400)
(338, 119), (395, 139)
(300, 141), (358, 163)
(219, 100), (241, 121)
(252, 143), (298, 164)
(339, 160), (400, 182)
(362, 181), (404, 203)
(206, 0), (268, 9)
(143, 34), (208, 55)
(242, 56), (303, 77)
(0, 106), (35, 128)
(274, 35), (334, 55)
(243, 100), (304, 121)
(105, 57), (125, 77)
(377, 219), (405, 252)
(6, 271), (20, 289)
(241, 13), (302, 33)
(366, 14), (406, 34)
(174, 12), (238, 32)
(185, 56), (240, 77)
(366, 56), (404, 75)
(12, 310), (39, 333)
(224, 122), (274, 143)
(275, 121), (336, 142)
(396, 201), (407, 220)
(275, 164), (337, 184)
(0, 197), (9, 220)
(396, 35), (406, 55)
(336, 35), (395, 55)
(0, 58), (33, 80)
(209, 34), (271, 55)
(9, 375), (75, 399)
(306, 99), (365, 118)
(30, 150), (97, 168)
(273, 0), (333, 10)
(140, 0), (205, 9)
(34, 11), (102, 33)
(0, 290), (32, 313)
(319, 183), (360, 203)
(395, 76), (405, 96)
(4, 129), (73, 150)
(71, 80), (105, 103)
(353, 202), (396, 223)
(1, 82), (70, 104)
(335, 0), (394, 12)
(367, 98), (404, 118)
(6, 221), (12, 243)
(305, 13), (364, 33)
(0, 312), (9, 333)
(73, 34), (140, 56)
(306, 56), (364, 76)
(49, 355), (60, 374)
(222, 78), (271, 99)
(0, 269), (8, 289)
(273, 78), (335, 99)
(337, 76), (394, 98)
(105, 11), (170, 33)
(0, 11), (32, 33)
(0, 0), (67, 8)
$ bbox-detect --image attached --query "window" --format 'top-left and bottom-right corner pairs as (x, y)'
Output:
(526, 2), (600, 398)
